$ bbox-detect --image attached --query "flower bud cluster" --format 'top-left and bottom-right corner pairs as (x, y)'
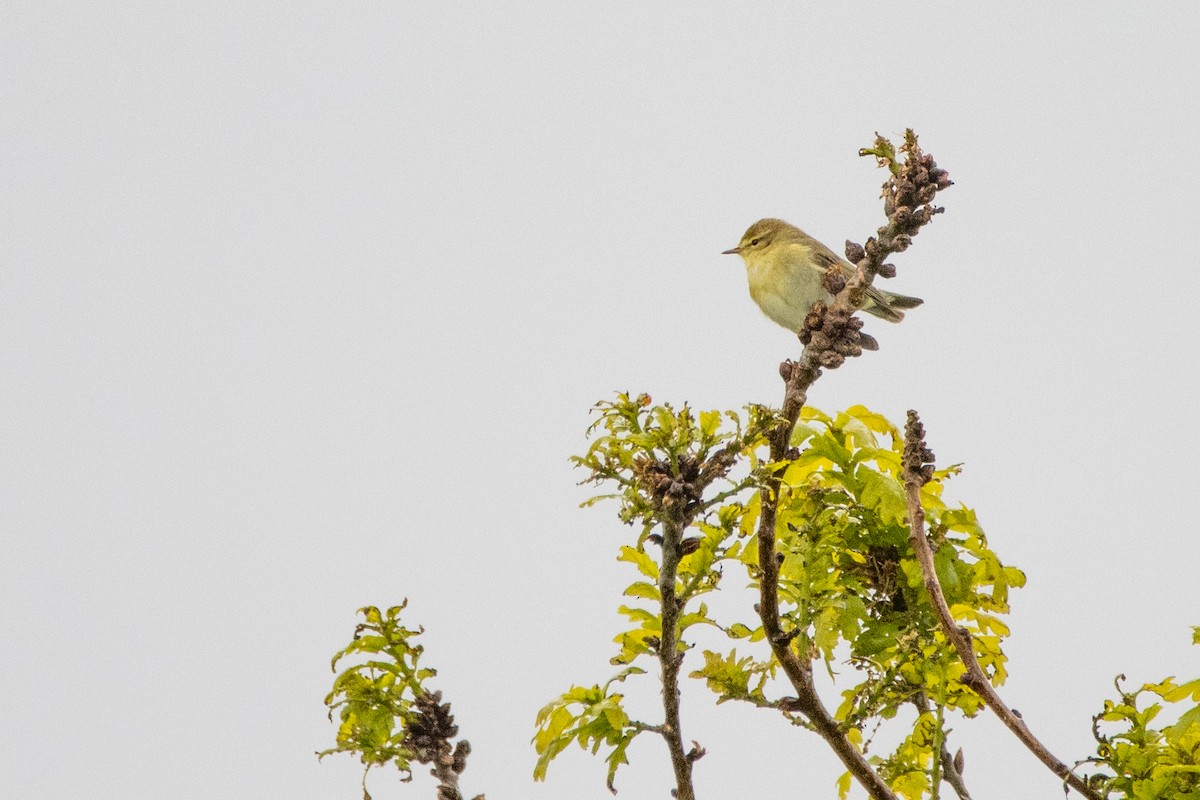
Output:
(405, 691), (471, 784)
(633, 454), (703, 513)
(902, 410), (937, 485)
(798, 302), (869, 369)
(881, 138), (952, 239)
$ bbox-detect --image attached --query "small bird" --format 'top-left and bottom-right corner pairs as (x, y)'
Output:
(722, 218), (922, 348)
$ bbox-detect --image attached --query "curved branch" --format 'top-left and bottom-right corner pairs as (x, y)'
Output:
(755, 472), (899, 798)
(901, 411), (1103, 800)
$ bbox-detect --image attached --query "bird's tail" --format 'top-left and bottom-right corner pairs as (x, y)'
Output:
(862, 287), (923, 323)
(882, 290), (923, 310)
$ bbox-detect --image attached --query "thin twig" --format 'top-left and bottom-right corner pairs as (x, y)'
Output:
(912, 693), (973, 800)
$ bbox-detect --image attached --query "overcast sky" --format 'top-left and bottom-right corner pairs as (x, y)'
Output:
(4, 3), (1199, 799)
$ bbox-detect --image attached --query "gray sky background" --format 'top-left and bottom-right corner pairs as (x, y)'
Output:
(4, 3), (1199, 798)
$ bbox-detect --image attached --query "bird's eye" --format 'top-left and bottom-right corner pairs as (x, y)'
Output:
(750, 238), (761, 246)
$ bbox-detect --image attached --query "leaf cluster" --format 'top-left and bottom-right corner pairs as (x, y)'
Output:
(572, 392), (775, 531)
(718, 406), (1023, 798)
(532, 667), (646, 792)
(1089, 639), (1200, 800)
(548, 397), (1028, 798)
(319, 603), (439, 792)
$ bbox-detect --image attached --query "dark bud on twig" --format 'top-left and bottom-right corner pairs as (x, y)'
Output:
(802, 303), (826, 333)
(686, 741), (707, 763)
(828, 304), (852, 324)
(844, 240), (865, 263)
(452, 740), (472, 774)
(770, 627), (800, 645)
(779, 361), (794, 381)
(878, 263), (897, 279)
(953, 748), (965, 776)
(679, 537), (701, 557)
(832, 333), (863, 357)
(819, 351), (845, 368)
(807, 330), (829, 349)
(822, 269), (846, 295)
(777, 697), (805, 712)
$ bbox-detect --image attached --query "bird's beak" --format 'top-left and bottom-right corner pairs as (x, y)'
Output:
(721, 246), (741, 255)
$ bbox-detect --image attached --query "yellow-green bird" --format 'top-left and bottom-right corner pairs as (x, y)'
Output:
(722, 218), (922, 347)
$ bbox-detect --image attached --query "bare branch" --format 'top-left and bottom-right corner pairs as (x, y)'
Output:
(656, 516), (697, 800)
(901, 410), (1103, 800)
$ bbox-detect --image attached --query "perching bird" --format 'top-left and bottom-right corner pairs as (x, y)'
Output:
(722, 218), (922, 348)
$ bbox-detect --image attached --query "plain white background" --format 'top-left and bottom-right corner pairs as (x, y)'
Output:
(3, 3), (1198, 798)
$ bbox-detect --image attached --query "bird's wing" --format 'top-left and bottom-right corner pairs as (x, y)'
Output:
(809, 246), (848, 275)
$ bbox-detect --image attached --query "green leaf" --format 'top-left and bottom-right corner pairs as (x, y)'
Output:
(844, 404), (900, 437)
(617, 546), (659, 580)
(933, 545), (961, 596)
(814, 606), (841, 656)
(726, 623), (755, 639)
(623, 582), (661, 601)
(853, 620), (901, 658)
(791, 421), (819, 447)
(892, 770), (929, 800)
(837, 770), (852, 800)
(1166, 678), (1200, 703)
(841, 417), (878, 450)
(857, 467), (908, 525)
(805, 432), (853, 470)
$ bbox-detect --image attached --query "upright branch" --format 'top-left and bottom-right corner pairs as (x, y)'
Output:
(901, 411), (1103, 800)
(657, 514), (699, 800)
(771, 130), (951, 452)
(637, 454), (709, 800)
(548, 398), (778, 796)
(628, 420), (763, 799)
(755, 131), (952, 800)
